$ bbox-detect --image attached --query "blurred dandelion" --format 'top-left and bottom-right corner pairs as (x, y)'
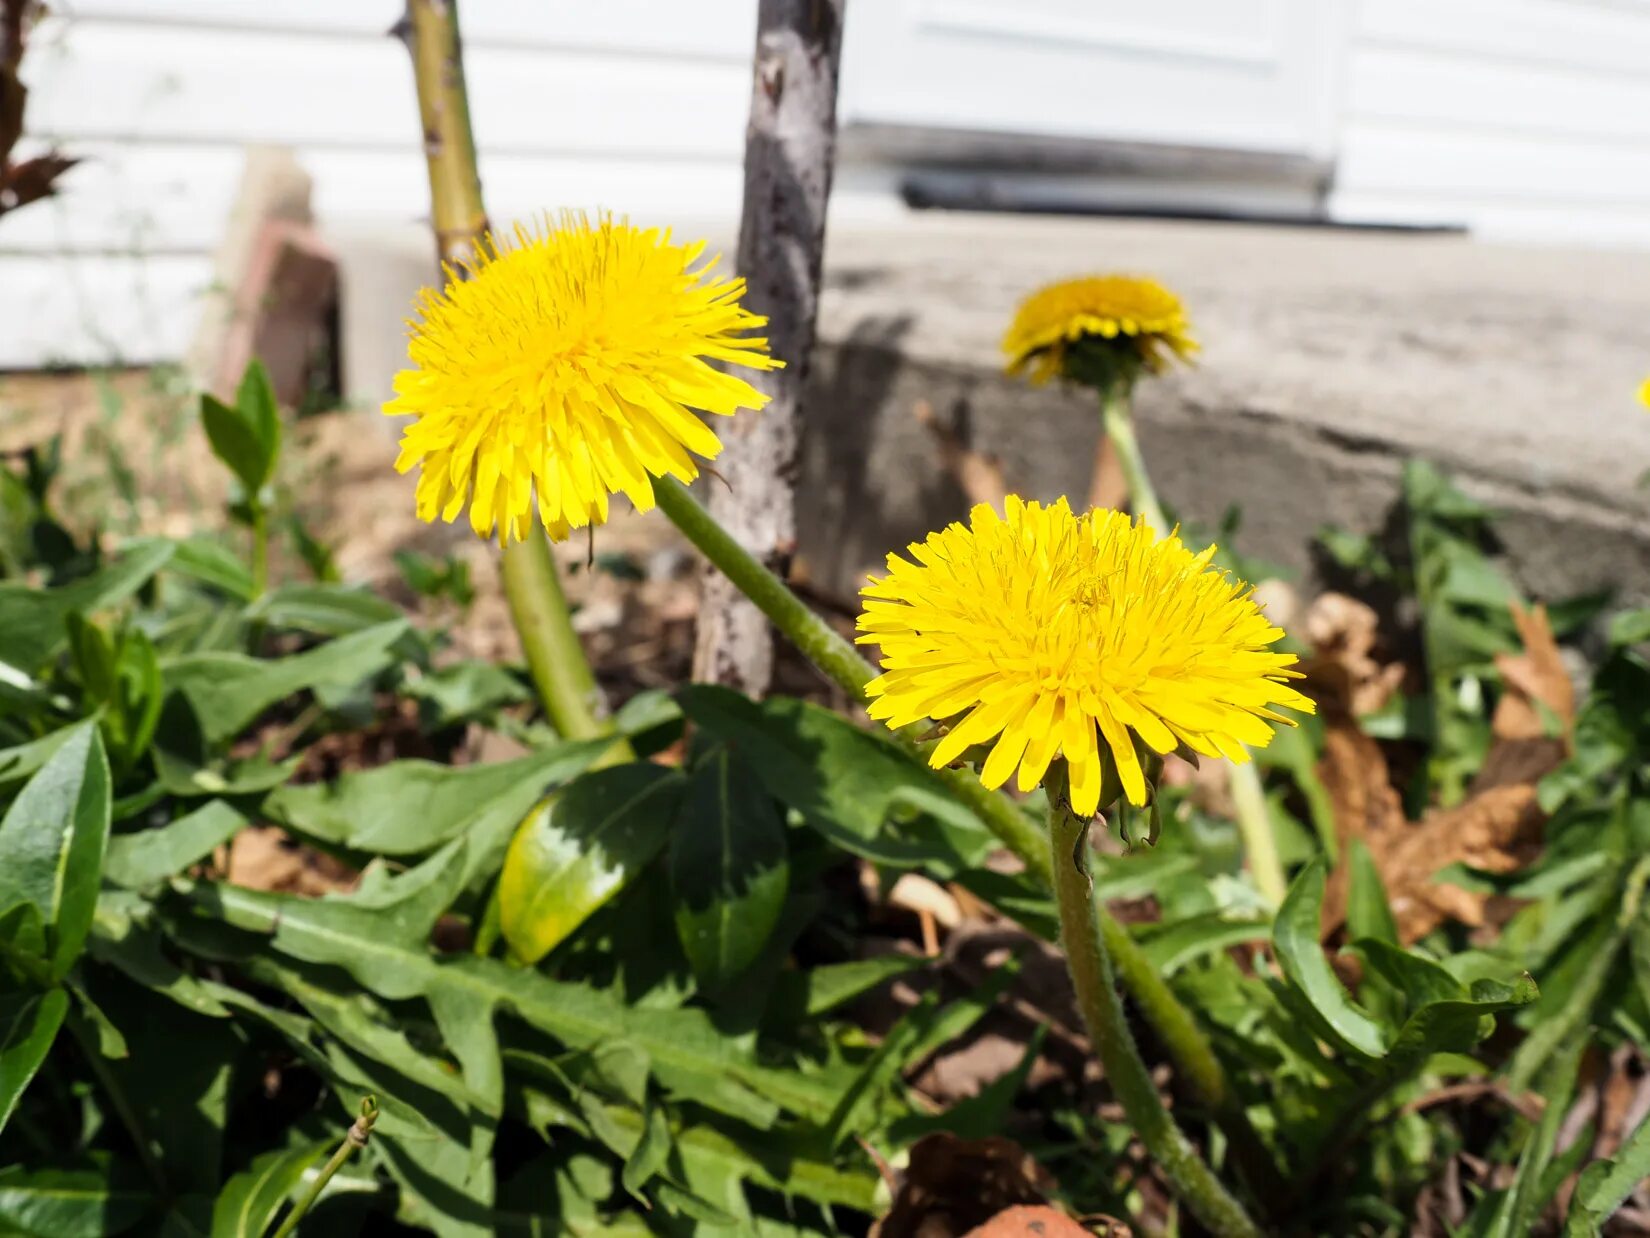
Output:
(1003, 274), (1197, 390)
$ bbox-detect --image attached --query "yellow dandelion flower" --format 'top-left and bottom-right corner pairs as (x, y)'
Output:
(1640, 377), (1650, 408)
(386, 213), (781, 544)
(1003, 275), (1197, 387)
(857, 496), (1314, 818)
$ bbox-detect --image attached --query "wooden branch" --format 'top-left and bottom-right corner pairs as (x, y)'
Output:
(693, 0), (847, 696)
(395, 0), (489, 266)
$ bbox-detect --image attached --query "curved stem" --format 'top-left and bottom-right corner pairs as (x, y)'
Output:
(271, 1096), (379, 1238)
(1100, 385), (1288, 907)
(1047, 764), (1262, 1238)
(654, 477), (873, 698)
(652, 471), (1244, 1130)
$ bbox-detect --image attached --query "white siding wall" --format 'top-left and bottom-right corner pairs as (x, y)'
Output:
(2, 2), (761, 368)
(1329, 0), (1650, 245)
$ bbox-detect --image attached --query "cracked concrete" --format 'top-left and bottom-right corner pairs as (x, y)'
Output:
(797, 212), (1650, 606)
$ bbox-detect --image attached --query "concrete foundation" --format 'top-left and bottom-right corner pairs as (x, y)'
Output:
(799, 214), (1650, 606)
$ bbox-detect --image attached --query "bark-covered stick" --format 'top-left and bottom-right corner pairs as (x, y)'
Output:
(693, 0), (847, 695)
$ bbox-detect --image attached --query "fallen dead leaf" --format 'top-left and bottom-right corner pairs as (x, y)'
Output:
(1319, 601), (1574, 943)
(1304, 591), (1405, 718)
(227, 825), (357, 896)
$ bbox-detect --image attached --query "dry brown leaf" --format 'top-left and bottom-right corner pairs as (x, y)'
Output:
(1319, 601), (1572, 943)
(227, 826), (357, 897)
(1304, 591), (1405, 717)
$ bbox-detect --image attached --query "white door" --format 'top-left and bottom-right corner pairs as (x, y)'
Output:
(840, 0), (1348, 162)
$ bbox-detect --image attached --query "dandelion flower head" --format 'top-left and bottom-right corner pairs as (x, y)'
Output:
(386, 213), (780, 544)
(857, 496), (1314, 817)
(1003, 275), (1197, 388)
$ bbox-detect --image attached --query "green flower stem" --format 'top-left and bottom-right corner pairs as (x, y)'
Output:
(271, 1096), (379, 1238)
(1099, 383), (1166, 535)
(654, 477), (873, 697)
(249, 503), (270, 598)
(652, 471), (1241, 1124)
(500, 524), (627, 751)
(1100, 384), (1288, 907)
(400, 0), (616, 756)
(1047, 764), (1262, 1238)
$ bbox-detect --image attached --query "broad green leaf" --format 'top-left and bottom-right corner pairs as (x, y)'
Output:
(1352, 938), (1467, 1013)
(765, 955), (924, 1025)
(618, 1095), (671, 1199)
(153, 748), (301, 801)
(499, 763), (684, 966)
(0, 723), (112, 979)
(1140, 913), (1270, 976)
(201, 360), (281, 494)
(0, 1160), (151, 1238)
(104, 801), (247, 889)
(180, 875), (837, 1125)
(1273, 857), (1387, 1059)
(678, 686), (989, 869)
(1565, 1105), (1650, 1235)
(670, 749), (788, 991)
(88, 895), (232, 1019)
(0, 987), (68, 1133)
(405, 661), (528, 725)
(1385, 975), (1537, 1064)
(265, 739), (612, 856)
(244, 583), (404, 637)
(595, 1104), (878, 1212)
(209, 1140), (329, 1238)
(138, 535), (254, 601)
(0, 540), (174, 673)
(1345, 839), (1399, 946)
(0, 726), (79, 795)
(162, 621), (407, 744)
(85, 971), (241, 1195)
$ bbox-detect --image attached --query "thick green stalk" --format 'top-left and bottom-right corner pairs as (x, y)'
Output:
(652, 472), (1240, 1120)
(655, 477), (873, 697)
(401, 0), (611, 744)
(1047, 765), (1262, 1238)
(500, 525), (612, 743)
(271, 1097), (379, 1238)
(1100, 385), (1287, 907)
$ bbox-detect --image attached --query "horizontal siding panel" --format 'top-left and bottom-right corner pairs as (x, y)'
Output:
(1357, 0), (1650, 77)
(24, 18), (749, 158)
(0, 255), (210, 368)
(0, 143), (746, 254)
(1336, 123), (1650, 207)
(51, 1), (757, 61)
(842, 2), (1337, 156)
(1346, 44), (1650, 143)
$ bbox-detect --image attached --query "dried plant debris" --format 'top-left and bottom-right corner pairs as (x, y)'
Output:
(1320, 602), (1574, 942)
